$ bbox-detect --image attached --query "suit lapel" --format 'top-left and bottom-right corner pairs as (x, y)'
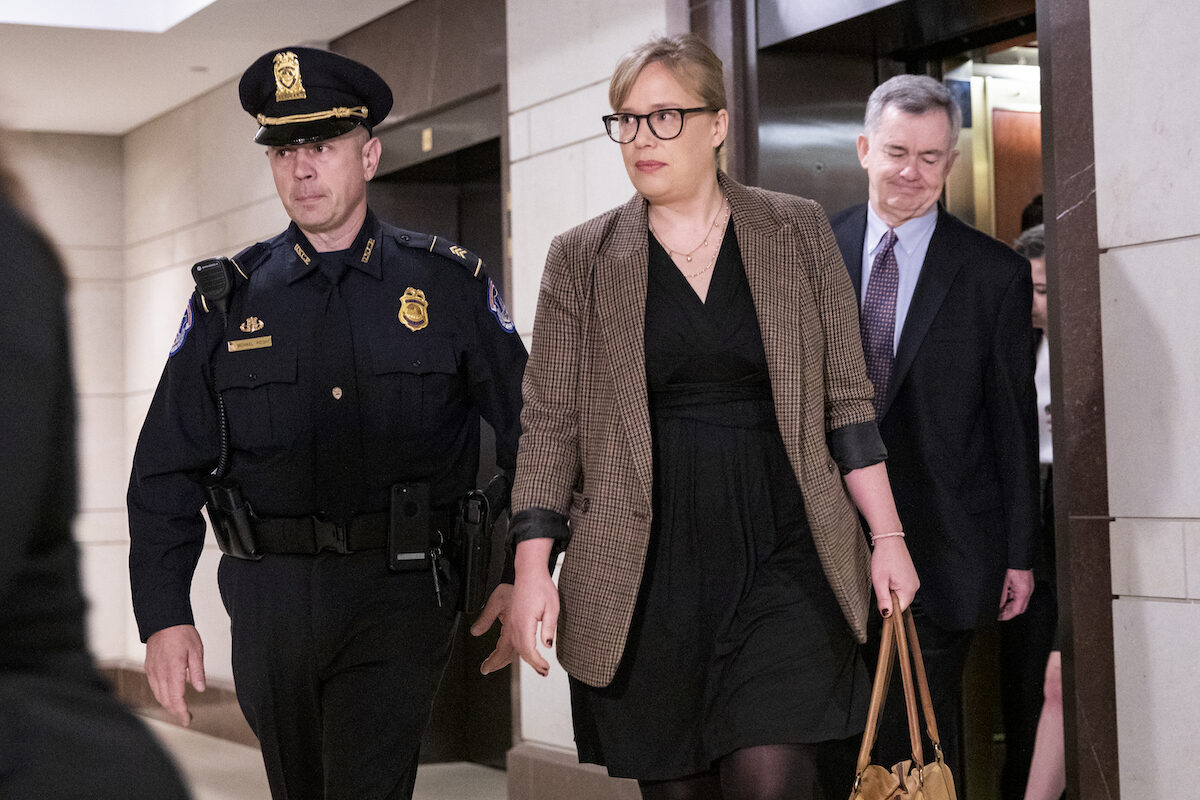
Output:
(883, 207), (964, 416)
(595, 196), (654, 505)
(838, 206), (867, 298)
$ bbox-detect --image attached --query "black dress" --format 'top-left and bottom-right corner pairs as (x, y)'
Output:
(569, 225), (870, 780)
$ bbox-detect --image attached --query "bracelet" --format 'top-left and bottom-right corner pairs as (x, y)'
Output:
(869, 531), (905, 545)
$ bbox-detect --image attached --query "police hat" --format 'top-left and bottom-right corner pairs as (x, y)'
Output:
(239, 47), (393, 146)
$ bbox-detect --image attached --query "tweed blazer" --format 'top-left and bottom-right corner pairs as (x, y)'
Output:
(512, 172), (878, 688)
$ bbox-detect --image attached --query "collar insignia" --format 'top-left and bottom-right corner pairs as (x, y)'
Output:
(399, 287), (429, 332)
(293, 242), (311, 265)
(273, 51), (307, 102)
(361, 237), (375, 263)
(240, 316), (265, 333)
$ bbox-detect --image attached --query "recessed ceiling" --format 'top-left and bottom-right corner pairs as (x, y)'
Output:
(0, 0), (220, 33)
(0, 0), (412, 135)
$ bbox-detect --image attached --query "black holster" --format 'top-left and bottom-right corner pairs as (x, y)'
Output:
(204, 482), (261, 560)
(455, 490), (491, 615)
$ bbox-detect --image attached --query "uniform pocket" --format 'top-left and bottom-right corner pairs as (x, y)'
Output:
(213, 343), (298, 450)
(371, 335), (461, 430)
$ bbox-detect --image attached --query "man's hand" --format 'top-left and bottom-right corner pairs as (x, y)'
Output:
(145, 624), (206, 727)
(470, 583), (516, 675)
(998, 568), (1035, 621)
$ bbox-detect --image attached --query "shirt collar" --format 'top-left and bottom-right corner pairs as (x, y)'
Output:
(286, 208), (384, 284)
(866, 203), (939, 258)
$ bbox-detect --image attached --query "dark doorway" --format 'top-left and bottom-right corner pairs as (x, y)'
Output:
(368, 138), (512, 769)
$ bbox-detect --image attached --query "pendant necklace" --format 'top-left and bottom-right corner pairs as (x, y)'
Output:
(650, 201), (731, 279)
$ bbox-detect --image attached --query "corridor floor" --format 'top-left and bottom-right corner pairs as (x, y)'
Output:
(145, 718), (508, 800)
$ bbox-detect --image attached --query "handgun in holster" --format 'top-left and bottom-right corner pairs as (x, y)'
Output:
(455, 473), (510, 614)
(456, 489), (492, 615)
(203, 481), (261, 560)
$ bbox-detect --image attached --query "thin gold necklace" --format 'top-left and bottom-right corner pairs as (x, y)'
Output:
(678, 206), (731, 279)
(650, 201), (727, 263)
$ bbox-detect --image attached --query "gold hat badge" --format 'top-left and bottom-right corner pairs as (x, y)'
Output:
(273, 51), (307, 102)
(399, 287), (429, 332)
(240, 317), (265, 333)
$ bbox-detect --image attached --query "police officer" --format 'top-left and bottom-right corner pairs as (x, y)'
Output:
(128, 47), (527, 799)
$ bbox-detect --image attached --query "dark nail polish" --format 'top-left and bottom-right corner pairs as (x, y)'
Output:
(881, 608), (891, 618)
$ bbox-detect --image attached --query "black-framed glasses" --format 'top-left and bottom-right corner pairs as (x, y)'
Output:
(601, 107), (718, 143)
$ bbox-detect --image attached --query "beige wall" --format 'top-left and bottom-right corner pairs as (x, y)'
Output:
(4, 131), (128, 662)
(505, 0), (669, 753)
(1091, 3), (1200, 796)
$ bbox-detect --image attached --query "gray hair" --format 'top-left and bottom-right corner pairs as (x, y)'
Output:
(864, 74), (963, 151)
(1013, 224), (1045, 260)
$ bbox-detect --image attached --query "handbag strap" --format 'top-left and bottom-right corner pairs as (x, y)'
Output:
(853, 592), (949, 782)
(854, 611), (898, 775)
(891, 594), (925, 766)
(903, 605), (946, 761)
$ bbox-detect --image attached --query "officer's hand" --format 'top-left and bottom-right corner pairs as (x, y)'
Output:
(998, 568), (1035, 621)
(511, 539), (559, 677)
(145, 624), (206, 727)
(470, 583), (516, 674)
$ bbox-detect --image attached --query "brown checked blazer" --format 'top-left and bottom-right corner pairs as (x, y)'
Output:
(512, 172), (879, 688)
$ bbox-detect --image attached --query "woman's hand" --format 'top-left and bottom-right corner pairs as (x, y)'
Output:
(871, 536), (919, 618)
(510, 538), (561, 677)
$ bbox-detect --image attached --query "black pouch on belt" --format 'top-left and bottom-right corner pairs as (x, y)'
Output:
(204, 482), (262, 560)
(389, 483), (431, 572)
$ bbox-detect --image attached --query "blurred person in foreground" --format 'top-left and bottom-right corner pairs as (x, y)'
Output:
(499, 33), (918, 800)
(0, 156), (190, 799)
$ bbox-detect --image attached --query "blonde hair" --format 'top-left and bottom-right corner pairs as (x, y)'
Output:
(608, 33), (727, 112)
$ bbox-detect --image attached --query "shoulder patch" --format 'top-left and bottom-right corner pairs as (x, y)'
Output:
(391, 228), (486, 281)
(169, 298), (194, 356)
(487, 277), (516, 333)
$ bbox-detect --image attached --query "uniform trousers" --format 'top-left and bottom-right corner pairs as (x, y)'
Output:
(219, 550), (458, 800)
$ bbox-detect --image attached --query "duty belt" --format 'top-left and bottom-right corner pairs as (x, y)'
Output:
(249, 509), (456, 555)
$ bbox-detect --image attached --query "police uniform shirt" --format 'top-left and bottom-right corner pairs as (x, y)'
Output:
(128, 209), (528, 641)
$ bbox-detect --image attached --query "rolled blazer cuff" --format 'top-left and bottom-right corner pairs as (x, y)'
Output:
(827, 420), (888, 474)
(509, 507), (571, 544)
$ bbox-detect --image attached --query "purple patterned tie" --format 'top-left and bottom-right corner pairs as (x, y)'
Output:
(861, 229), (899, 417)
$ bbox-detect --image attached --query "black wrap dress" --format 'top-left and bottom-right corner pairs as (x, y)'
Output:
(569, 225), (871, 780)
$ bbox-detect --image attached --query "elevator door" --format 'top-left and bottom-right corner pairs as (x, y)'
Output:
(367, 138), (511, 769)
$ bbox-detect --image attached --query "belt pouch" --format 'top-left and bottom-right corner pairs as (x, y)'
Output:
(389, 483), (431, 572)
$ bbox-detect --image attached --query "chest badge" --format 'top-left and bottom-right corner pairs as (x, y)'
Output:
(399, 287), (429, 332)
(240, 316), (265, 333)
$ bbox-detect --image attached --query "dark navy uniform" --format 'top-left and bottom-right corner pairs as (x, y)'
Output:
(128, 46), (527, 800)
(129, 212), (526, 798)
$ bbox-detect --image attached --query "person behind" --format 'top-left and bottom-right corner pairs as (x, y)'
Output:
(830, 75), (1040, 787)
(996, 223), (1058, 799)
(501, 34), (918, 800)
(1014, 224), (1065, 800)
(0, 160), (190, 799)
(127, 47), (527, 799)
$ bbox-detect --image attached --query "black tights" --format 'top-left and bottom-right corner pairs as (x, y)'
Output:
(638, 744), (827, 800)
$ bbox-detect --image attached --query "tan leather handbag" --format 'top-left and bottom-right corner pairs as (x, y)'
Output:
(848, 593), (958, 800)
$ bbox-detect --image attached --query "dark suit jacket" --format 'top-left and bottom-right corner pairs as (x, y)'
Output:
(513, 174), (881, 687)
(832, 204), (1039, 630)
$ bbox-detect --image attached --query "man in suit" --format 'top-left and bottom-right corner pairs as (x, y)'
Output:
(831, 74), (1039, 785)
